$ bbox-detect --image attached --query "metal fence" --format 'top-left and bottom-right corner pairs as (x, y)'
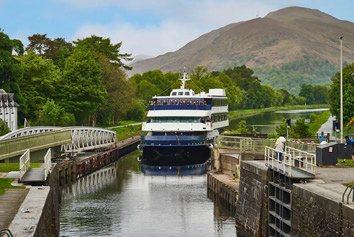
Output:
(217, 135), (319, 154)
(217, 135), (276, 153)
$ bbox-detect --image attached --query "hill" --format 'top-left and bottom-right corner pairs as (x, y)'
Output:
(131, 7), (354, 94)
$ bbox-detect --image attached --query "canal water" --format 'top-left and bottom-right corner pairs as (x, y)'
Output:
(228, 108), (329, 134)
(60, 151), (237, 236)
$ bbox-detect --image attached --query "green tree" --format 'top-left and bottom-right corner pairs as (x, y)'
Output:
(235, 120), (250, 134)
(329, 63), (354, 125)
(0, 118), (10, 136)
(58, 47), (107, 124)
(98, 56), (136, 125)
(26, 34), (73, 69)
(126, 99), (146, 121)
(74, 35), (133, 70)
(290, 118), (310, 138)
(39, 99), (64, 126)
(19, 51), (61, 120)
(312, 85), (328, 104)
(0, 30), (27, 121)
(299, 84), (314, 104)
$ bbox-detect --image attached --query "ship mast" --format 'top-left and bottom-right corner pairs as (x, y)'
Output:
(179, 68), (190, 90)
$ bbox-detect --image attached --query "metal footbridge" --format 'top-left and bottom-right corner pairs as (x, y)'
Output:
(0, 126), (116, 183)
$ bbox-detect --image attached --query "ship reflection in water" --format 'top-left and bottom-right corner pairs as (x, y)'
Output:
(138, 154), (211, 176)
(60, 152), (237, 236)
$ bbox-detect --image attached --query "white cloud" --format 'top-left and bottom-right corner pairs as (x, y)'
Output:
(71, 0), (278, 56)
(72, 20), (200, 57)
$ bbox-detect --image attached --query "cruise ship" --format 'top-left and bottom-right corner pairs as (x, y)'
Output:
(139, 71), (229, 172)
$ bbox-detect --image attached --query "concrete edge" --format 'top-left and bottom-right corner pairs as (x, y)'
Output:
(9, 186), (50, 237)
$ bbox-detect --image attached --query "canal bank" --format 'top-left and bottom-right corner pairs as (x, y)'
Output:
(1, 136), (140, 236)
(208, 146), (354, 236)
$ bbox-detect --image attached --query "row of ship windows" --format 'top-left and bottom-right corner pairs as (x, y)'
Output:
(211, 113), (228, 122)
(149, 117), (205, 123)
(147, 114), (228, 123)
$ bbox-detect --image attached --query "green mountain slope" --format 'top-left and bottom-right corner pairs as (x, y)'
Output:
(131, 6), (354, 94)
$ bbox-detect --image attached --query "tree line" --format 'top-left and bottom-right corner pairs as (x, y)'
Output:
(1, 30), (351, 131)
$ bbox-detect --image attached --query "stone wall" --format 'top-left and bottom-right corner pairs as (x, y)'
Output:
(292, 184), (354, 237)
(220, 154), (238, 176)
(235, 161), (268, 237)
(34, 164), (60, 237)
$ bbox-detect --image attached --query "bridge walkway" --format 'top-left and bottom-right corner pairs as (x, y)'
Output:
(20, 167), (45, 183)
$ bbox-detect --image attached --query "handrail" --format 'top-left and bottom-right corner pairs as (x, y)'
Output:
(19, 149), (30, 180)
(347, 187), (354, 204)
(342, 185), (354, 204)
(264, 146), (293, 176)
(44, 148), (51, 180)
(264, 146), (316, 176)
(285, 146), (317, 175)
(0, 228), (13, 237)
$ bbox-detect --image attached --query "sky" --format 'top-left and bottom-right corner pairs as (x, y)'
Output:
(1, 0), (354, 58)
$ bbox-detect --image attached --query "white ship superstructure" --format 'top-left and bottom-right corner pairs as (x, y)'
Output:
(140, 71), (229, 167)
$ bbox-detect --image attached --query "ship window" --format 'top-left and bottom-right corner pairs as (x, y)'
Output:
(178, 92), (183, 95)
(172, 92), (177, 96)
(185, 92), (190, 95)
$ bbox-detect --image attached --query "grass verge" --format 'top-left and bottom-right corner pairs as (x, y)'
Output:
(112, 125), (143, 141)
(0, 178), (25, 195)
(228, 104), (329, 120)
(337, 158), (354, 167)
(308, 110), (331, 134)
(0, 163), (42, 173)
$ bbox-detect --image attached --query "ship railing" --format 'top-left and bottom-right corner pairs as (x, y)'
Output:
(148, 104), (212, 110)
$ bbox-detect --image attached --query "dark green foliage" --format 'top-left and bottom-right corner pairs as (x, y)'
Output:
(58, 47), (107, 124)
(328, 63), (354, 126)
(275, 118), (310, 138)
(0, 118), (10, 136)
(19, 51), (61, 120)
(254, 56), (336, 95)
(299, 84), (314, 104)
(0, 31), (27, 120)
(126, 100), (146, 121)
(291, 118), (310, 138)
(38, 99), (75, 126)
(235, 120), (250, 134)
(74, 35), (132, 70)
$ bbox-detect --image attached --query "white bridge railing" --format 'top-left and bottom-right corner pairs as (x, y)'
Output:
(44, 148), (52, 180)
(0, 126), (116, 153)
(264, 146), (316, 177)
(19, 149), (30, 181)
(60, 127), (116, 153)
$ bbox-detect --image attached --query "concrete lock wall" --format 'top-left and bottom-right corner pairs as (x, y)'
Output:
(235, 161), (269, 237)
(292, 184), (354, 237)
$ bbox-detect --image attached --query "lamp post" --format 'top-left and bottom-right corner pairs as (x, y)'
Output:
(339, 36), (343, 143)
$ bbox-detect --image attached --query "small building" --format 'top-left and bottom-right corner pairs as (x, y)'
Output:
(0, 89), (18, 131)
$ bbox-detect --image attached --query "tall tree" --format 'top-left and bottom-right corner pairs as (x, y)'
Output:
(57, 47), (106, 124)
(299, 84), (314, 105)
(0, 30), (27, 121)
(98, 56), (136, 124)
(74, 35), (133, 70)
(329, 63), (354, 125)
(312, 85), (328, 104)
(26, 34), (50, 56)
(19, 51), (61, 120)
(26, 34), (72, 68)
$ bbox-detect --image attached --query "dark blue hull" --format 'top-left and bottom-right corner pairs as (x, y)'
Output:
(141, 145), (211, 166)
